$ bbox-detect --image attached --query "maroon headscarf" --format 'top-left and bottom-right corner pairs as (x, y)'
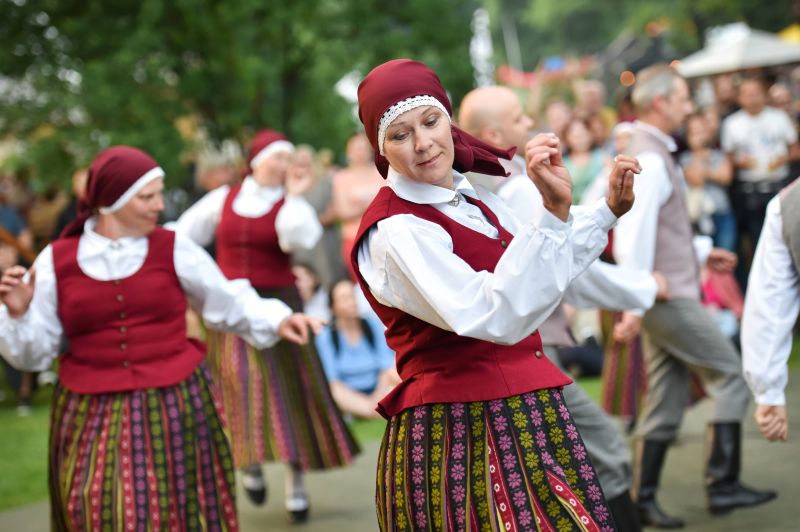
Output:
(60, 146), (163, 238)
(247, 129), (294, 169)
(357, 59), (514, 178)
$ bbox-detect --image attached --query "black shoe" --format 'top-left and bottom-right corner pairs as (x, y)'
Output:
(705, 422), (777, 515)
(638, 498), (685, 529)
(634, 440), (685, 529)
(607, 491), (642, 532)
(242, 466), (267, 506)
(286, 494), (310, 524)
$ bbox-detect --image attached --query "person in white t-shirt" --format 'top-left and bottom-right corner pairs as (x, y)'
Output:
(721, 77), (800, 271)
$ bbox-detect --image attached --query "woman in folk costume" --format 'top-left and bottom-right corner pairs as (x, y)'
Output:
(352, 59), (640, 531)
(0, 146), (322, 531)
(172, 130), (359, 522)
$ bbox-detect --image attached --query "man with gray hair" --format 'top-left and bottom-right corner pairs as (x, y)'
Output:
(616, 64), (776, 527)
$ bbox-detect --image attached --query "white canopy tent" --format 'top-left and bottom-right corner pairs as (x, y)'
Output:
(677, 24), (800, 78)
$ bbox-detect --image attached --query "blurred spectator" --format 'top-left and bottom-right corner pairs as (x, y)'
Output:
(562, 118), (611, 203)
(541, 98), (573, 138)
(611, 122), (635, 156)
(0, 197), (34, 259)
(721, 76), (800, 275)
(768, 82), (796, 121)
(292, 262), (331, 322)
(574, 79), (618, 132)
(712, 73), (739, 120)
(314, 279), (399, 419)
(680, 112), (736, 251)
(615, 86), (637, 123)
(291, 145), (347, 287)
(52, 167), (89, 240)
(27, 186), (69, 249)
(586, 112), (611, 150)
(331, 133), (385, 279)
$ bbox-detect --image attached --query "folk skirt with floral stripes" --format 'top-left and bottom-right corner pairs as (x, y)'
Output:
(49, 364), (238, 532)
(376, 389), (615, 532)
(205, 286), (359, 471)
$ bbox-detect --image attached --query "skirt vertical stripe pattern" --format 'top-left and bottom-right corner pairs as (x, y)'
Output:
(377, 389), (615, 531)
(600, 310), (647, 419)
(49, 365), (238, 532)
(205, 285), (359, 471)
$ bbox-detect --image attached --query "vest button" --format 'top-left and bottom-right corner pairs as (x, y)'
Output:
(534, 350), (543, 359)
(500, 240), (508, 248)
(122, 360), (129, 368)
(119, 312), (127, 319)
(113, 280), (121, 286)
(119, 326), (127, 333)
(120, 343), (128, 350)
(116, 295), (124, 302)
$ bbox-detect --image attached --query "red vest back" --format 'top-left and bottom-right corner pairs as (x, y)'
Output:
(351, 187), (571, 418)
(53, 228), (205, 394)
(215, 184), (295, 289)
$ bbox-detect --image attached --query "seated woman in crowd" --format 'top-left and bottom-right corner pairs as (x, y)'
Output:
(314, 279), (399, 419)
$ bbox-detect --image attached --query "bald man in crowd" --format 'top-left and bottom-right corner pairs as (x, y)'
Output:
(460, 85), (666, 532)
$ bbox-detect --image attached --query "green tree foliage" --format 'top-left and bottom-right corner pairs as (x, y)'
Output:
(0, 0), (478, 189)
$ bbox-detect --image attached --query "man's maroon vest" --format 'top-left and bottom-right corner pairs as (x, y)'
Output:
(215, 184), (295, 290)
(53, 228), (204, 394)
(351, 187), (571, 418)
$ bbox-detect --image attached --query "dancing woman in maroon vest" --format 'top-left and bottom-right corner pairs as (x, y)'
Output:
(352, 59), (640, 531)
(173, 131), (360, 522)
(0, 146), (322, 531)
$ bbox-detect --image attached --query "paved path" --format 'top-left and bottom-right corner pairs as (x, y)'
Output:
(3, 369), (798, 531)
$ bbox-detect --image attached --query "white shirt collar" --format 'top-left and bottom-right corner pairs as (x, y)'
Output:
(635, 120), (678, 153)
(241, 175), (285, 198)
(386, 166), (478, 205)
(82, 217), (142, 250)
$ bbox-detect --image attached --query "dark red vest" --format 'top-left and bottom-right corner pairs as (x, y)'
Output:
(52, 228), (205, 394)
(215, 184), (295, 290)
(351, 187), (571, 418)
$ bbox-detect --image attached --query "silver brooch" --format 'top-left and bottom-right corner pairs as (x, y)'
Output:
(448, 194), (461, 207)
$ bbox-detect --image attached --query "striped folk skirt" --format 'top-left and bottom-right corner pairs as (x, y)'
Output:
(599, 310), (647, 420)
(377, 389), (615, 532)
(49, 365), (238, 532)
(205, 286), (360, 471)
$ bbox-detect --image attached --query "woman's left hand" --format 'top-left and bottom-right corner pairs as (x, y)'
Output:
(606, 155), (640, 217)
(278, 313), (325, 345)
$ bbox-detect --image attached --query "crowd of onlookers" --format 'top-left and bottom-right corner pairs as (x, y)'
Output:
(2, 67), (799, 418)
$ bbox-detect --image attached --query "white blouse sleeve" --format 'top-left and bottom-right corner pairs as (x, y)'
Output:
(563, 261), (657, 312)
(169, 186), (229, 247)
(741, 196), (799, 406)
(0, 245), (64, 371)
(275, 195), (323, 253)
(357, 202), (615, 346)
(173, 233), (292, 349)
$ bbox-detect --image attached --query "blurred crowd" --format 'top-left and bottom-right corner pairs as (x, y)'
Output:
(2, 68), (798, 418)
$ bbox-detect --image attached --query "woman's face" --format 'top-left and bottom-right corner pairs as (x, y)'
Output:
(686, 116), (709, 150)
(565, 120), (593, 154)
(113, 178), (164, 237)
(252, 150), (292, 186)
(382, 105), (455, 189)
(331, 280), (359, 320)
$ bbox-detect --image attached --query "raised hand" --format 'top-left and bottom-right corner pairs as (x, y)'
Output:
(606, 155), (640, 217)
(277, 313), (325, 345)
(525, 133), (572, 221)
(285, 166), (315, 197)
(0, 265), (35, 318)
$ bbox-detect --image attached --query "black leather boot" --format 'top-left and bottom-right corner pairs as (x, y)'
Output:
(706, 422), (777, 515)
(633, 440), (685, 529)
(607, 491), (642, 532)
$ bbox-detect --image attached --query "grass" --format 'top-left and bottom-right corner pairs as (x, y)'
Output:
(0, 335), (796, 512)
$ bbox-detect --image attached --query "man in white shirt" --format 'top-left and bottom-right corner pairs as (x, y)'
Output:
(459, 85), (663, 532)
(617, 65), (776, 527)
(741, 179), (800, 443)
(721, 77), (800, 276)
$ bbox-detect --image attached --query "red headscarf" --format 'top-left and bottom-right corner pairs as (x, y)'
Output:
(247, 129), (294, 169)
(357, 59), (514, 178)
(60, 146), (163, 238)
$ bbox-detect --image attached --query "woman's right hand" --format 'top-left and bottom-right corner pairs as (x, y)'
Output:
(525, 133), (572, 222)
(0, 265), (35, 318)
